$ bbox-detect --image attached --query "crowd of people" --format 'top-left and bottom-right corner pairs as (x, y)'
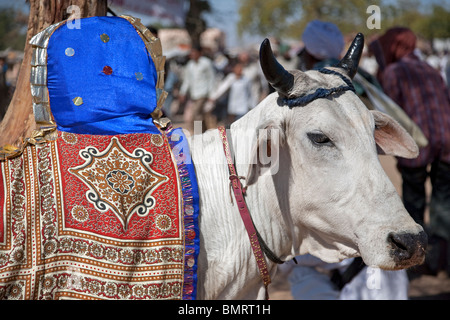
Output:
(159, 23), (449, 139)
(160, 42), (269, 133)
(0, 56), (13, 121)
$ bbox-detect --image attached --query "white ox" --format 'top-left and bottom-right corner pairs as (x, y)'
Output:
(188, 34), (427, 299)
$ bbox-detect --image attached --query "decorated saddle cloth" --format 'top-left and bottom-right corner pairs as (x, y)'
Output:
(0, 16), (199, 299)
(0, 128), (199, 300)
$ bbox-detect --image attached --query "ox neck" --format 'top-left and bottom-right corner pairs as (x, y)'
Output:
(188, 101), (298, 299)
(228, 111), (299, 262)
(221, 125), (287, 266)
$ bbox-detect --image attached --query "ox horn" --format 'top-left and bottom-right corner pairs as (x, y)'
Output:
(259, 38), (294, 97)
(336, 32), (365, 79)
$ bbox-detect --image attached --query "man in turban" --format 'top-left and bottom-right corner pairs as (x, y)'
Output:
(297, 19), (345, 71)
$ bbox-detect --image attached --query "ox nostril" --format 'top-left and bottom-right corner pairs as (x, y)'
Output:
(388, 233), (411, 259)
(388, 231), (428, 263)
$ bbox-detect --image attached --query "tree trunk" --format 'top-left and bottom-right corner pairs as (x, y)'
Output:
(185, 0), (209, 49)
(0, 0), (107, 147)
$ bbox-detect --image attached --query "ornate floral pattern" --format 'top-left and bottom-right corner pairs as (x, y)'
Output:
(69, 137), (168, 231)
(0, 132), (186, 300)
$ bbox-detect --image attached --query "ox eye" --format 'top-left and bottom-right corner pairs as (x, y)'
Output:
(307, 132), (333, 146)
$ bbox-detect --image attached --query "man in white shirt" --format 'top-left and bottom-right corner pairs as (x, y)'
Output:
(209, 63), (253, 124)
(179, 46), (216, 132)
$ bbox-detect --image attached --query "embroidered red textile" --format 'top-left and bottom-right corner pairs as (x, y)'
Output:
(0, 131), (186, 299)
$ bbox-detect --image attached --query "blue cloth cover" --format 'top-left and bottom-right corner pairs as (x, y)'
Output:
(46, 16), (159, 135)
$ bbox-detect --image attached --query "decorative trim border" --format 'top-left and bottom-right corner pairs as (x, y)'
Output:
(166, 127), (200, 300)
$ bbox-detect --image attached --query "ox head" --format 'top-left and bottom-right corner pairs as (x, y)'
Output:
(247, 33), (426, 270)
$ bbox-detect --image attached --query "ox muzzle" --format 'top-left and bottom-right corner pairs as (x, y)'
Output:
(388, 231), (427, 268)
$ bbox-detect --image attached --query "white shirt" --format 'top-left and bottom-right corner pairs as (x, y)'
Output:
(287, 255), (409, 300)
(242, 62), (267, 107)
(210, 73), (253, 116)
(180, 56), (215, 100)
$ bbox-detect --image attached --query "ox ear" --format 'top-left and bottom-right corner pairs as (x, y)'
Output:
(371, 110), (419, 159)
(246, 122), (286, 186)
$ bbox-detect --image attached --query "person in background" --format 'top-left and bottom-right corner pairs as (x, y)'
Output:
(179, 46), (216, 133)
(445, 52), (450, 88)
(238, 51), (268, 108)
(297, 20), (382, 102)
(0, 56), (9, 120)
(296, 20), (344, 71)
(370, 27), (450, 277)
(208, 62), (253, 125)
